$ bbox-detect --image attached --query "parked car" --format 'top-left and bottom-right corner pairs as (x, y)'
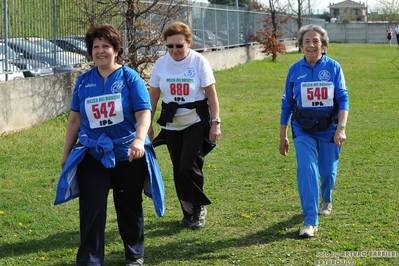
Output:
(63, 35), (85, 42)
(213, 32), (228, 46)
(25, 37), (89, 69)
(49, 37), (89, 60)
(5, 38), (81, 73)
(0, 60), (24, 81)
(216, 31), (229, 41)
(190, 40), (211, 53)
(192, 34), (221, 51)
(192, 29), (224, 50)
(135, 30), (166, 57)
(0, 42), (53, 77)
(217, 30), (245, 47)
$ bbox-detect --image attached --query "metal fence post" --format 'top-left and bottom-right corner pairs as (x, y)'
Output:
(3, 0), (9, 80)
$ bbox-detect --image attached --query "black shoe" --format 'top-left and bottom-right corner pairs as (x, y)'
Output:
(179, 215), (192, 228)
(190, 206), (207, 230)
(126, 257), (144, 266)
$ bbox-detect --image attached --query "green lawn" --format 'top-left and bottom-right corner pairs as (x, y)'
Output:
(0, 43), (398, 265)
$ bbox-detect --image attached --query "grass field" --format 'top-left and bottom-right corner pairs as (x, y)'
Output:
(0, 43), (398, 266)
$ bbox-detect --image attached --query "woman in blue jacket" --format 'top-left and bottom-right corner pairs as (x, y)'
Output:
(279, 24), (349, 238)
(58, 23), (163, 266)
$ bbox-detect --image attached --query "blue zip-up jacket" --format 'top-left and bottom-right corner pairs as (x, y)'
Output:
(54, 66), (165, 217)
(280, 55), (349, 142)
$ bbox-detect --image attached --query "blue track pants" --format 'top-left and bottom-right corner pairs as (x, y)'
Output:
(294, 135), (341, 226)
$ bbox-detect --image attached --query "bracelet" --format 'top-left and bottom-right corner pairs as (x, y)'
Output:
(211, 118), (221, 123)
(338, 123), (346, 129)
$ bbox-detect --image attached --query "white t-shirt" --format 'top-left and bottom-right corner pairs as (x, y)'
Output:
(149, 50), (216, 130)
(394, 27), (399, 34)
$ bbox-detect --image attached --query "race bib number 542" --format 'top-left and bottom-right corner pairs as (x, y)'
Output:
(85, 93), (124, 129)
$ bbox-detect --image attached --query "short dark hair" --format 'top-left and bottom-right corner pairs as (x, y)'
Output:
(297, 24), (329, 51)
(163, 21), (193, 44)
(85, 23), (123, 63)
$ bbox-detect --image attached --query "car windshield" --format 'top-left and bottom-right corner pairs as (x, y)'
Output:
(218, 31), (227, 38)
(66, 36), (85, 42)
(11, 40), (48, 54)
(193, 35), (204, 42)
(64, 38), (87, 49)
(0, 43), (19, 59)
(33, 39), (64, 52)
(207, 31), (216, 39)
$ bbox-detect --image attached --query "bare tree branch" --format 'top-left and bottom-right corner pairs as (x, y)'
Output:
(70, 0), (187, 83)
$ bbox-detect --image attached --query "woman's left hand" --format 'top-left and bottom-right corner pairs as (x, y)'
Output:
(209, 123), (221, 143)
(334, 127), (346, 147)
(128, 139), (145, 161)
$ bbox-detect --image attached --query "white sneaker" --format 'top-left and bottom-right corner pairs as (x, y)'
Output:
(318, 199), (332, 215)
(299, 225), (318, 237)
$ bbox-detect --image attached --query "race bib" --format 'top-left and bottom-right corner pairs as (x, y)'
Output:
(163, 78), (196, 103)
(84, 93), (124, 129)
(300, 82), (334, 107)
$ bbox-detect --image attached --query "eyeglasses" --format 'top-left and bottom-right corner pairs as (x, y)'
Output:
(165, 43), (185, 49)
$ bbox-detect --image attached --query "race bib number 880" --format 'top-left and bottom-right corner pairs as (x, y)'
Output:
(85, 93), (124, 129)
(163, 78), (195, 103)
(300, 81), (334, 107)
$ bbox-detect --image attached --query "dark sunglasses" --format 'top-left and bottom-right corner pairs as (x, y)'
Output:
(165, 43), (185, 49)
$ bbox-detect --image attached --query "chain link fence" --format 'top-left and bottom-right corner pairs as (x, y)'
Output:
(0, 0), (323, 81)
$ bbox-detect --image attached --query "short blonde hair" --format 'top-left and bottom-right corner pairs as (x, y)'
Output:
(163, 21), (193, 43)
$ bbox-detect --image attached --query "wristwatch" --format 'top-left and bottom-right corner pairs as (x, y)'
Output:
(211, 118), (221, 123)
(337, 123), (346, 129)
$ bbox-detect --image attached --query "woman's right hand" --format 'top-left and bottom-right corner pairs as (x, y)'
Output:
(279, 137), (289, 156)
(279, 125), (289, 156)
(60, 154), (68, 169)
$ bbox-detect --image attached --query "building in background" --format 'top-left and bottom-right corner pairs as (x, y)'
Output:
(328, 0), (367, 22)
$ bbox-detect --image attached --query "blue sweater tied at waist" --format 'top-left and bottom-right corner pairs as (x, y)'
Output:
(54, 130), (165, 217)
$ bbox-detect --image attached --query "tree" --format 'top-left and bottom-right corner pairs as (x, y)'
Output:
(287, 0), (304, 32)
(373, 0), (399, 22)
(286, 0), (318, 51)
(122, 0), (184, 82)
(249, 0), (290, 61)
(339, 8), (356, 23)
(71, 0), (185, 83)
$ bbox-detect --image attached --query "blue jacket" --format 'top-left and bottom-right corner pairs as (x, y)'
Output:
(54, 131), (165, 218)
(280, 55), (349, 142)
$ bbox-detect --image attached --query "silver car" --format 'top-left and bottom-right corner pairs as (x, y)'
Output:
(5, 38), (81, 73)
(0, 60), (24, 81)
(0, 42), (53, 77)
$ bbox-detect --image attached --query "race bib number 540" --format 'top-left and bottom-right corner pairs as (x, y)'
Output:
(85, 93), (124, 129)
(300, 82), (334, 107)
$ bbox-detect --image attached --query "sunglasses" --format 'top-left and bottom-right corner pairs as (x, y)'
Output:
(165, 43), (185, 49)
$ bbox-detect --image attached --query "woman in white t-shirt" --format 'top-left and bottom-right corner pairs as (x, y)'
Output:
(148, 21), (221, 230)
(394, 25), (399, 45)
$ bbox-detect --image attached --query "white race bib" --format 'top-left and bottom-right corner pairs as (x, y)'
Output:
(84, 93), (124, 129)
(300, 81), (334, 107)
(163, 77), (196, 103)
